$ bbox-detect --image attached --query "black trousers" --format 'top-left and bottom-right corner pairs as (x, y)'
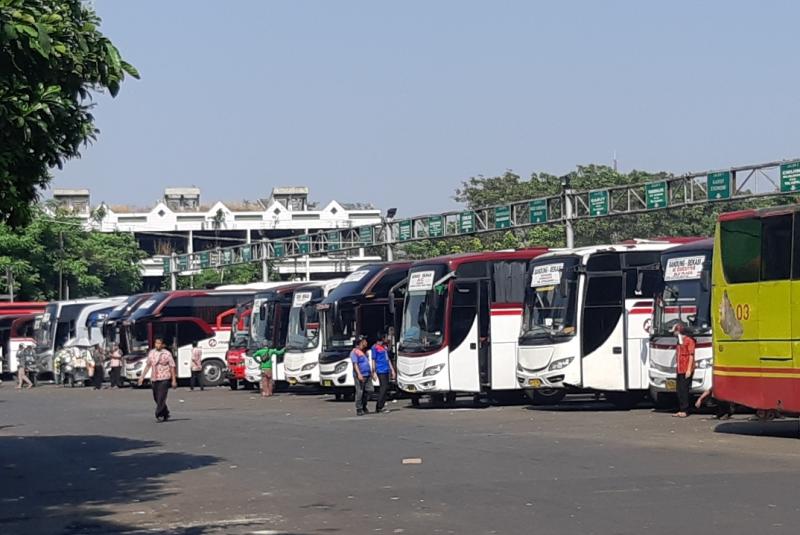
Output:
(676, 373), (691, 412)
(109, 367), (122, 388)
(152, 380), (171, 419)
(93, 366), (104, 389)
(376, 373), (390, 411)
(190, 370), (204, 390)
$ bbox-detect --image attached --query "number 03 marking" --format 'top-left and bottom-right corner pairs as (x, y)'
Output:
(735, 304), (751, 321)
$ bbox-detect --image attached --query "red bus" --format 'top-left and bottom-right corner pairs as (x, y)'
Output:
(1, 302), (47, 375)
(225, 303), (252, 390)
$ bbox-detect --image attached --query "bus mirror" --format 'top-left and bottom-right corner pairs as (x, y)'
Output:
(559, 275), (568, 298)
(388, 292), (395, 315)
(259, 304), (266, 321)
(701, 270), (710, 292)
(635, 271), (644, 296)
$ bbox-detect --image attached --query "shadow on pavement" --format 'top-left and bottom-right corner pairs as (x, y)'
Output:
(714, 419), (800, 439)
(0, 434), (220, 534)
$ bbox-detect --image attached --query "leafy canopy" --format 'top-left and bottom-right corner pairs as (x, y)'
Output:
(0, 0), (138, 227)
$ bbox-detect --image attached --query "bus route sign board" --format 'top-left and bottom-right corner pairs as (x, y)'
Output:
(589, 190), (609, 216)
(327, 231), (340, 251)
(199, 251), (210, 268)
(359, 226), (373, 245)
(529, 199), (548, 224)
(495, 206), (512, 229)
(780, 162), (800, 192)
(428, 215), (444, 237)
(273, 242), (284, 258)
(645, 181), (668, 209)
(299, 235), (310, 255)
(399, 220), (412, 241)
(459, 211), (475, 234)
(707, 171), (731, 200)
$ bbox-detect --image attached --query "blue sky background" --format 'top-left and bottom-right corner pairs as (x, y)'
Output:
(53, 0), (800, 215)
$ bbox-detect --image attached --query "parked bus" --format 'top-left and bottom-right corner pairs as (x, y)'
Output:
(395, 250), (548, 405)
(318, 263), (411, 400)
(32, 298), (112, 380)
(712, 205), (800, 413)
(225, 302), (253, 390)
(516, 241), (689, 409)
(0, 302), (47, 375)
(284, 279), (343, 386)
(648, 239), (714, 408)
(244, 283), (305, 387)
(121, 289), (255, 386)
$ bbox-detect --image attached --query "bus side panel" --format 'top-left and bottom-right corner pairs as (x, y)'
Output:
(758, 281), (794, 410)
(449, 316), (480, 393)
(625, 302), (652, 391)
(792, 281), (800, 413)
(489, 307), (522, 390)
(582, 316), (626, 391)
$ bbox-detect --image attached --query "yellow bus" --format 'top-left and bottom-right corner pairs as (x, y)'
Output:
(712, 204), (800, 414)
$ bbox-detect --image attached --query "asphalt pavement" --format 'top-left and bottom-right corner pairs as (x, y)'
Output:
(2, 383), (800, 535)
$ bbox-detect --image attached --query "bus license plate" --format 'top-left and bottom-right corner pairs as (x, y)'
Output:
(405, 385), (416, 392)
(528, 378), (542, 388)
(288, 378), (297, 385)
(322, 380), (333, 387)
(665, 379), (676, 392)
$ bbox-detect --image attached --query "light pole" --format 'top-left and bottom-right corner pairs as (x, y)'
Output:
(384, 208), (397, 262)
(561, 175), (574, 248)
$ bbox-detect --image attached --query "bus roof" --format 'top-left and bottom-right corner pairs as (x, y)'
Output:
(253, 282), (306, 300)
(128, 289), (258, 323)
(662, 238), (714, 255)
(0, 302), (47, 316)
(410, 249), (550, 270)
(532, 240), (691, 262)
(322, 262), (412, 304)
(718, 204), (798, 221)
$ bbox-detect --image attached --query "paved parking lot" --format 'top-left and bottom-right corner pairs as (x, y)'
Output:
(1, 384), (800, 534)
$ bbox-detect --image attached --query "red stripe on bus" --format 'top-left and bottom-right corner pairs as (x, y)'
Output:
(490, 310), (523, 316)
(664, 306), (697, 313)
(651, 342), (713, 350)
(714, 374), (800, 413)
(629, 309), (653, 315)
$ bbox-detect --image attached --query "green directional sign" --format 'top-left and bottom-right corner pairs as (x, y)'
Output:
(359, 226), (373, 245)
(589, 190), (609, 217)
(707, 171), (731, 200)
(222, 250), (232, 265)
(327, 231), (340, 251)
(273, 241), (285, 258)
(645, 181), (668, 209)
(177, 255), (188, 271)
(399, 220), (412, 241)
(529, 199), (548, 224)
(162, 257), (171, 274)
(495, 206), (512, 229)
(459, 211), (475, 234)
(299, 235), (310, 255)
(241, 246), (252, 262)
(780, 162), (800, 192)
(428, 215), (444, 238)
(199, 251), (210, 269)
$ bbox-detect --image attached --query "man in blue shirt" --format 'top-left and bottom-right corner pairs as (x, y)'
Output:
(371, 333), (396, 413)
(350, 335), (373, 416)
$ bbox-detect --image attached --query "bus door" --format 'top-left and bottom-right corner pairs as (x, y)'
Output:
(448, 280), (482, 392)
(623, 256), (663, 390)
(488, 261), (527, 390)
(152, 318), (214, 378)
(581, 264), (626, 391)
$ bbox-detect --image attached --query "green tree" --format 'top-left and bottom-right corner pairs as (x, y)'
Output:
(0, 0), (139, 227)
(0, 210), (146, 299)
(165, 263), (274, 290)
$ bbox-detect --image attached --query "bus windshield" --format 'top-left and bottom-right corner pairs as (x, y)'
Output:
(123, 322), (150, 355)
(286, 303), (321, 351)
(230, 311), (251, 349)
(250, 300), (278, 348)
(653, 252), (711, 336)
(34, 304), (58, 350)
(521, 257), (579, 341)
(322, 303), (357, 351)
(399, 265), (448, 353)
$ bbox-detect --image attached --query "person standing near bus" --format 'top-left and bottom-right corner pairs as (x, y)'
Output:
(351, 336), (373, 416)
(673, 322), (696, 418)
(138, 338), (177, 422)
(252, 347), (279, 397)
(16, 344), (33, 389)
(371, 333), (395, 414)
(108, 343), (124, 388)
(91, 344), (105, 390)
(190, 341), (204, 391)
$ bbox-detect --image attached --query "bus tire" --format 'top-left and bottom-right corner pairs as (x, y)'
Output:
(229, 379), (239, 391)
(650, 391), (675, 411)
(605, 391), (643, 410)
(525, 388), (566, 406)
(410, 395), (421, 407)
(334, 392), (343, 401)
(202, 359), (225, 387)
(445, 392), (457, 405)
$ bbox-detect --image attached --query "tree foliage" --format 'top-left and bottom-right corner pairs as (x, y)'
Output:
(0, 0), (139, 227)
(165, 263), (276, 291)
(0, 209), (146, 300)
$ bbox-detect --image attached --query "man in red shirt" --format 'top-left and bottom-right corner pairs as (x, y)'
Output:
(673, 322), (696, 418)
(138, 338), (177, 422)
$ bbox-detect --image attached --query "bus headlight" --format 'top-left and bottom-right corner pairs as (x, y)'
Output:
(334, 361), (348, 374)
(548, 357), (574, 371)
(302, 362), (318, 371)
(696, 358), (712, 369)
(423, 364), (445, 377)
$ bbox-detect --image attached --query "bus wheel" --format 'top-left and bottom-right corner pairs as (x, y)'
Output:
(411, 395), (421, 407)
(202, 360), (225, 387)
(650, 391), (675, 411)
(229, 379), (239, 391)
(606, 391), (643, 410)
(431, 393), (446, 407)
(334, 392), (343, 401)
(524, 388), (566, 406)
(445, 392), (457, 405)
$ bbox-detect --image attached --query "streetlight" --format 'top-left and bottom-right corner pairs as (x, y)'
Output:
(384, 208), (397, 261)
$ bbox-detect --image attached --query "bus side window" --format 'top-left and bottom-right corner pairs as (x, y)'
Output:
(720, 218), (761, 283)
(450, 284), (477, 350)
(582, 276), (623, 356)
(761, 215), (792, 281)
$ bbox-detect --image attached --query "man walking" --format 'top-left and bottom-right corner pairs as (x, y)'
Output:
(108, 343), (123, 388)
(371, 333), (395, 413)
(351, 336), (373, 416)
(190, 341), (204, 391)
(91, 344), (105, 390)
(673, 322), (696, 418)
(138, 338), (177, 422)
(16, 344), (33, 389)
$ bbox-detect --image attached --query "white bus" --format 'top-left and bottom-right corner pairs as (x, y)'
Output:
(648, 238), (714, 407)
(284, 279), (343, 386)
(516, 241), (686, 409)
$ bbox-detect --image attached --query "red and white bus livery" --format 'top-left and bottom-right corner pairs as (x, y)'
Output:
(225, 303), (253, 390)
(396, 250), (548, 404)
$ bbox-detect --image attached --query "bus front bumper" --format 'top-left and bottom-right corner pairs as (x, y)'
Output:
(649, 367), (713, 394)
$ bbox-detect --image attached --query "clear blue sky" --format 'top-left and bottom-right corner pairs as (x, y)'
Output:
(53, 0), (800, 216)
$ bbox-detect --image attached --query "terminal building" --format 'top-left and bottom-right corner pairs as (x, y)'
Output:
(51, 186), (384, 287)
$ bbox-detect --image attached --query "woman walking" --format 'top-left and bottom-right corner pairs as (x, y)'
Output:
(108, 343), (124, 388)
(138, 338), (177, 422)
